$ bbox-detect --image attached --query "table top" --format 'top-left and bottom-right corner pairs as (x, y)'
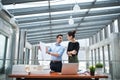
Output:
(9, 72), (108, 79)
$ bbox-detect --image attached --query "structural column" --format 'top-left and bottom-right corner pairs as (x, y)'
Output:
(118, 17), (120, 32)
(110, 22), (115, 33)
(110, 33), (120, 80)
(97, 48), (100, 63)
(18, 30), (26, 64)
(94, 49), (97, 65)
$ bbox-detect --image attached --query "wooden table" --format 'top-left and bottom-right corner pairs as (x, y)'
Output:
(9, 72), (108, 80)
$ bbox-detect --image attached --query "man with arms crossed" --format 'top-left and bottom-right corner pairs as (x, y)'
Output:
(46, 34), (65, 72)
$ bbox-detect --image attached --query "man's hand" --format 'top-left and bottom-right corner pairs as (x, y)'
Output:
(38, 46), (41, 51)
(46, 47), (51, 55)
(46, 51), (50, 54)
(46, 47), (50, 54)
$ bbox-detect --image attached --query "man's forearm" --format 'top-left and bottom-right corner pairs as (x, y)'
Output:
(47, 52), (59, 57)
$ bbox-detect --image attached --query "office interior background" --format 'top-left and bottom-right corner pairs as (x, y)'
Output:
(0, 0), (120, 80)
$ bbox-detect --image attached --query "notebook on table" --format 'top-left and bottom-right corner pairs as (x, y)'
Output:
(61, 63), (79, 75)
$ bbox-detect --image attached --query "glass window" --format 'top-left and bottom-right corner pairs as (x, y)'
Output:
(93, 50), (96, 65)
(104, 45), (109, 73)
(96, 49), (99, 63)
(79, 62), (86, 70)
(102, 29), (105, 39)
(114, 19), (118, 32)
(104, 46), (108, 60)
(0, 34), (6, 71)
(109, 45), (112, 60)
(93, 36), (96, 44)
(5, 38), (10, 69)
(97, 32), (100, 42)
(100, 47), (103, 63)
(25, 48), (30, 64)
(78, 50), (86, 60)
(89, 50), (92, 66)
(107, 25), (111, 37)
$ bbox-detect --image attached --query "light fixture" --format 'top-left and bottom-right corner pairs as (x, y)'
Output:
(73, 4), (80, 12)
(68, 16), (74, 25)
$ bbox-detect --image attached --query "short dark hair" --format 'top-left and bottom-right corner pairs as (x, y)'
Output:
(56, 34), (63, 38)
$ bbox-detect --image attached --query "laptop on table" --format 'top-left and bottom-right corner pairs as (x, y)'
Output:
(61, 63), (79, 75)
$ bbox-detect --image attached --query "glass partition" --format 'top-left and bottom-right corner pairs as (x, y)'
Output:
(0, 34), (7, 73)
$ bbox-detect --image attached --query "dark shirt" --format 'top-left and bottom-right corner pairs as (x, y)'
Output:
(67, 42), (79, 56)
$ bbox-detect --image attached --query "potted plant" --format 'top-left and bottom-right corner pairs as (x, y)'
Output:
(95, 63), (103, 74)
(95, 63), (103, 68)
(89, 66), (95, 76)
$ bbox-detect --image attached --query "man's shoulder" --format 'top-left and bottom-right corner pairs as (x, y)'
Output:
(60, 45), (65, 49)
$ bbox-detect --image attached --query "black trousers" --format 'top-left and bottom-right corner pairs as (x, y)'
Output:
(50, 61), (62, 72)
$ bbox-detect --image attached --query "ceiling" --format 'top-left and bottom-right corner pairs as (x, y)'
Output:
(2, 0), (120, 44)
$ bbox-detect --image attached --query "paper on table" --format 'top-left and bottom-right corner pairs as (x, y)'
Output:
(12, 65), (28, 75)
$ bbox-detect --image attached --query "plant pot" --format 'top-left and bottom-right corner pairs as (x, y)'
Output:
(90, 71), (95, 76)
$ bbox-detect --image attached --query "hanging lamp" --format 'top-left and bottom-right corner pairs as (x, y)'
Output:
(73, 4), (80, 12)
(68, 16), (74, 25)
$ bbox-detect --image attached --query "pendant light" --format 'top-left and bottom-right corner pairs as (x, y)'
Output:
(73, 0), (80, 13)
(73, 4), (80, 12)
(68, 16), (74, 25)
